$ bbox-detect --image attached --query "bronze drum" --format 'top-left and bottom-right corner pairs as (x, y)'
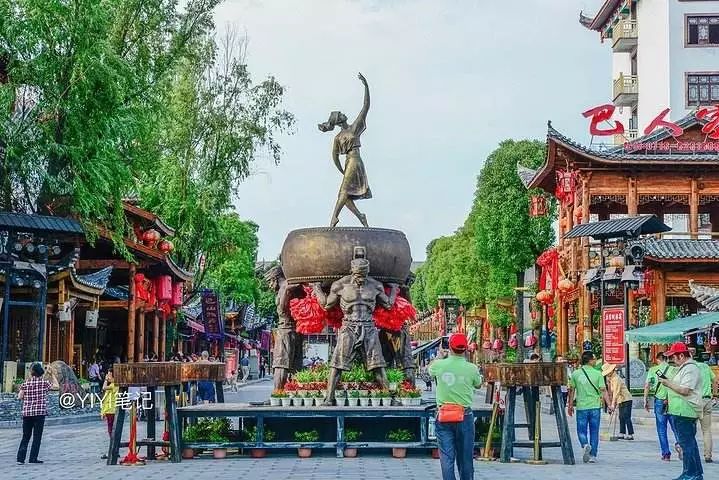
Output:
(280, 227), (412, 285)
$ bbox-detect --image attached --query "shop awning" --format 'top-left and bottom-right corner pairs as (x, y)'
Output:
(624, 312), (719, 344)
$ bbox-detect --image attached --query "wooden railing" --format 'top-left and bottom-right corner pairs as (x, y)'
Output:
(612, 19), (638, 44)
(613, 74), (638, 99)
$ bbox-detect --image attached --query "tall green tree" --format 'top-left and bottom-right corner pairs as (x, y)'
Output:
(473, 139), (555, 326)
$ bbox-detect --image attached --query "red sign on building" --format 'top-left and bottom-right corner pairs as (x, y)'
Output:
(602, 307), (625, 364)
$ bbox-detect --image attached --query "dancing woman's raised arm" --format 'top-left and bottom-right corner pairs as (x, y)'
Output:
(353, 72), (370, 132)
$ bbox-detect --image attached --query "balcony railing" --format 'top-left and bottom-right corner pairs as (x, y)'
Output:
(613, 74), (638, 106)
(612, 19), (638, 52)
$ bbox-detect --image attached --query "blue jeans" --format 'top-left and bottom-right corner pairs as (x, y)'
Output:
(672, 415), (703, 478)
(575, 408), (601, 457)
(436, 410), (474, 480)
(654, 398), (676, 456)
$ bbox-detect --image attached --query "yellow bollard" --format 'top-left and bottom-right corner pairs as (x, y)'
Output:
(478, 402), (499, 461)
(526, 400), (547, 465)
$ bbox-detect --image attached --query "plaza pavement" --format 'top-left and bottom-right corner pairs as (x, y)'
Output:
(0, 381), (716, 480)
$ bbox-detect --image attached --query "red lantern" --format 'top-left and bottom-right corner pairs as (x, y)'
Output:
(529, 195), (548, 217)
(530, 310), (538, 320)
(142, 229), (161, 246)
(556, 169), (577, 195)
(558, 278), (574, 293)
(171, 282), (184, 307)
(509, 323), (518, 335)
(548, 318), (555, 331)
(524, 333), (537, 348)
(492, 339), (504, 351)
(508, 335), (518, 348)
(482, 340), (492, 350)
(155, 275), (172, 302)
(159, 240), (174, 253)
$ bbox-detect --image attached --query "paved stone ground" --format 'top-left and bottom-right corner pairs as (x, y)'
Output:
(0, 381), (716, 480)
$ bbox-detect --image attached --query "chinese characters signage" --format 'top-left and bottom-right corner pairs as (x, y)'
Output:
(582, 104), (719, 151)
(201, 289), (224, 340)
(602, 307), (625, 364)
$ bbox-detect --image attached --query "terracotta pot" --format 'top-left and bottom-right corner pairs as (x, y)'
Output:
(431, 448), (440, 459)
(392, 447), (407, 459)
(344, 448), (358, 458)
(250, 448), (267, 458)
(213, 448), (227, 459)
(182, 448), (195, 459)
(297, 448), (313, 458)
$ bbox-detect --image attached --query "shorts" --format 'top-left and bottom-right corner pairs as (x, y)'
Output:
(197, 381), (215, 402)
(272, 327), (303, 372)
(331, 322), (386, 371)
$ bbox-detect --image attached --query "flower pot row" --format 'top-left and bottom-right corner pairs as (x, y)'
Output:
(271, 394), (422, 407)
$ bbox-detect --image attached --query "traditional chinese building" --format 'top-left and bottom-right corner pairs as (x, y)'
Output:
(580, 0), (719, 142)
(521, 112), (719, 359)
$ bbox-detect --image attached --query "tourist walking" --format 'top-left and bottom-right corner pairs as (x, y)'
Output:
(241, 355), (250, 383)
(659, 342), (703, 480)
(429, 333), (483, 480)
(643, 351), (677, 461)
(603, 363), (634, 440)
(88, 358), (101, 394)
(16, 363), (51, 465)
(567, 351), (611, 464)
(100, 370), (119, 459)
(259, 356), (266, 378)
(197, 351), (216, 403)
(697, 357), (717, 463)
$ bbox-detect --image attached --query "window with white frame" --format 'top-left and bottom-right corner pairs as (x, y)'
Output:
(687, 73), (719, 107)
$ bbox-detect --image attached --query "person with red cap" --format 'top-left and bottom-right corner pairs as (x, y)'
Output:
(659, 341), (703, 480)
(429, 333), (483, 480)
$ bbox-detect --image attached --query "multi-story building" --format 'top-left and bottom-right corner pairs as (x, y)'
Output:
(582, 0), (719, 144)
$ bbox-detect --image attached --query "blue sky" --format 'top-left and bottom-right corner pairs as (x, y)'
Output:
(218, 0), (608, 260)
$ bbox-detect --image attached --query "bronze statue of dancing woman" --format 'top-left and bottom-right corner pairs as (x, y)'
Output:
(318, 73), (372, 228)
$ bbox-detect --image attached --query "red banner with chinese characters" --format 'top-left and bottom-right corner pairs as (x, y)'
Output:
(602, 307), (626, 364)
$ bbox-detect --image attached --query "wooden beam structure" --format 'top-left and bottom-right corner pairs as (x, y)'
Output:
(128, 263), (136, 363)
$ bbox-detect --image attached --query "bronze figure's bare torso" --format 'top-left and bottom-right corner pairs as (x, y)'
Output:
(313, 257), (398, 405)
(319, 73), (372, 228)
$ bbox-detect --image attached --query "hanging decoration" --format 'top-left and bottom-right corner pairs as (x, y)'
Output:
(558, 278), (574, 293)
(142, 229), (161, 247)
(529, 194), (549, 217)
(536, 248), (559, 293)
(509, 323), (518, 336)
(508, 335), (518, 348)
(492, 338), (504, 351)
(134, 273), (150, 302)
(373, 292), (417, 332)
(524, 332), (538, 348)
(289, 286), (327, 335)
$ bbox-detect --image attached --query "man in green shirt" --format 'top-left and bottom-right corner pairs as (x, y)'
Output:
(429, 333), (482, 480)
(568, 351), (611, 464)
(697, 359), (717, 463)
(659, 342), (703, 480)
(644, 352), (678, 461)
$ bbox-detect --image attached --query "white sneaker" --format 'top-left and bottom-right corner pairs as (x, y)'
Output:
(583, 445), (591, 463)
(588, 456), (597, 463)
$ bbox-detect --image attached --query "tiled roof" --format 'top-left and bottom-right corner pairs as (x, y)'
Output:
(105, 286), (129, 300)
(72, 266), (113, 291)
(564, 215), (671, 240)
(0, 212), (83, 234)
(689, 281), (719, 311)
(637, 238), (719, 261)
(517, 164), (538, 188)
(547, 115), (719, 163)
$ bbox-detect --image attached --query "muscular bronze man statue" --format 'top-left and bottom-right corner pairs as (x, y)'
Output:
(318, 73), (372, 228)
(265, 266), (302, 391)
(313, 257), (398, 405)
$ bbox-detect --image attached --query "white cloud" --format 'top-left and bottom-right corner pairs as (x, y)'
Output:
(218, 0), (610, 260)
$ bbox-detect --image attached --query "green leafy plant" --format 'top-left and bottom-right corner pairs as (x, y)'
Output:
(665, 306), (681, 322)
(345, 429), (361, 442)
(271, 389), (288, 398)
(183, 424), (202, 442)
(293, 430), (320, 443)
(348, 390), (360, 398)
(294, 370), (314, 384)
(244, 426), (276, 442)
(387, 428), (414, 442)
(386, 369), (405, 384)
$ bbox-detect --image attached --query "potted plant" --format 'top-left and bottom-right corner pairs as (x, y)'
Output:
(386, 369), (404, 391)
(294, 369), (314, 392)
(182, 424), (201, 459)
(387, 428), (414, 458)
(312, 390), (324, 406)
(335, 388), (347, 407)
(358, 390), (370, 407)
(376, 389), (391, 407)
(294, 430), (320, 458)
(210, 418), (231, 459)
(244, 426), (276, 458)
(284, 379), (299, 401)
(398, 381), (422, 406)
(344, 428), (361, 458)
(270, 389), (285, 407)
(347, 389), (360, 407)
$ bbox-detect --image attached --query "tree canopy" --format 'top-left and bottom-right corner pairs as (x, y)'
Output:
(0, 1), (293, 308)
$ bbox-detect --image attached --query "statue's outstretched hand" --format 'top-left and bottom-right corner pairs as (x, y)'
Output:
(358, 72), (367, 85)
